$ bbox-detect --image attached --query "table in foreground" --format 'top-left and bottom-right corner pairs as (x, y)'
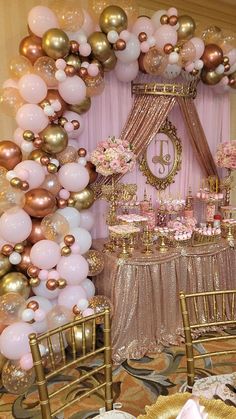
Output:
(93, 239), (236, 364)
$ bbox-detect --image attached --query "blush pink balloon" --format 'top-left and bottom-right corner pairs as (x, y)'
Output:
(20, 353), (33, 370)
(13, 127), (24, 146)
(81, 9), (95, 36)
(33, 279), (60, 301)
(18, 74), (47, 104)
(132, 17), (154, 37)
(58, 285), (87, 309)
(228, 48), (236, 66)
(62, 110), (84, 138)
(83, 308), (94, 317)
(30, 240), (61, 270)
(34, 308), (46, 322)
(88, 63), (99, 77)
(115, 34), (140, 63)
(79, 209), (94, 231)
(79, 43), (91, 57)
(58, 75), (86, 105)
(140, 41), (149, 53)
(167, 7), (178, 17)
(26, 295), (52, 313)
(191, 37), (205, 60)
(57, 254), (89, 284)
(0, 208), (32, 243)
(115, 60), (139, 82)
(14, 160), (46, 189)
(80, 277), (95, 299)
(154, 25), (178, 51)
(28, 6), (59, 38)
(58, 162), (89, 192)
(16, 104), (49, 133)
(3, 79), (18, 89)
(0, 322), (34, 360)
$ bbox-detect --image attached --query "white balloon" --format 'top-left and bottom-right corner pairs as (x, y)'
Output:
(115, 34), (140, 63)
(80, 278), (95, 299)
(33, 281), (60, 300)
(162, 63), (182, 80)
(107, 30), (119, 43)
(26, 296), (53, 313)
(70, 227), (92, 254)
(168, 52), (179, 64)
(79, 209), (95, 231)
(57, 207), (80, 228)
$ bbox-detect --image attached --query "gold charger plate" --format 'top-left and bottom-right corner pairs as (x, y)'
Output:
(137, 393), (236, 419)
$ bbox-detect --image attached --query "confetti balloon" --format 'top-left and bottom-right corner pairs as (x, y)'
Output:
(2, 360), (35, 394)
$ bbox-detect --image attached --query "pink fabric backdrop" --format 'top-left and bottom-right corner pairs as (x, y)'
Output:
(78, 74), (230, 238)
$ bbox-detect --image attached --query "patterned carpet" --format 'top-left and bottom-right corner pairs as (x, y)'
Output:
(0, 332), (236, 418)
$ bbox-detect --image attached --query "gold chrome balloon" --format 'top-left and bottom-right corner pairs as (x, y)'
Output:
(65, 54), (81, 71)
(85, 250), (105, 276)
(66, 320), (93, 354)
(41, 124), (68, 154)
(88, 32), (112, 62)
(200, 68), (223, 85)
(177, 15), (196, 40)
(0, 255), (11, 277)
(42, 28), (70, 59)
(0, 272), (30, 299)
(99, 5), (128, 34)
(28, 149), (49, 164)
(70, 187), (95, 210)
(68, 96), (91, 115)
(102, 52), (117, 71)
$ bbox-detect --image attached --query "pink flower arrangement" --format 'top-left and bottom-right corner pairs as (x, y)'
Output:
(215, 141), (236, 170)
(90, 136), (136, 176)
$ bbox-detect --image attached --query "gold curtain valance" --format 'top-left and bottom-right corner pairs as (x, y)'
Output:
(131, 80), (198, 99)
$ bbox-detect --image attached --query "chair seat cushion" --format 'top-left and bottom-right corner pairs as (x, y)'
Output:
(192, 372), (236, 404)
(93, 410), (135, 418)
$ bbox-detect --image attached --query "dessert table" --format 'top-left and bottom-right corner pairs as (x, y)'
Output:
(93, 239), (236, 364)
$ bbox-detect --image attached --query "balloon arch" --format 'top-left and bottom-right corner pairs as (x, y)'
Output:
(0, 1), (235, 394)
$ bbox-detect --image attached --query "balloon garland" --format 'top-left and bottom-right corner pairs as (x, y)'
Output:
(0, 0), (235, 394)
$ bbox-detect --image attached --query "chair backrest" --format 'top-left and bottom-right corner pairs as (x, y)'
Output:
(179, 290), (236, 390)
(29, 307), (113, 419)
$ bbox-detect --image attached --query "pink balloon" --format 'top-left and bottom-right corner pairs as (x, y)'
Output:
(26, 295), (52, 313)
(34, 308), (46, 322)
(69, 227), (92, 254)
(140, 41), (149, 53)
(33, 280), (60, 301)
(81, 9), (95, 36)
(185, 62), (195, 72)
(228, 48), (236, 66)
(167, 8), (178, 17)
(58, 285), (87, 310)
(115, 60), (139, 82)
(88, 63), (99, 77)
(191, 37), (205, 60)
(58, 162), (89, 192)
(0, 208), (32, 243)
(3, 79), (18, 89)
(14, 160), (45, 189)
(13, 127), (24, 146)
(115, 34), (141, 63)
(16, 104), (49, 133)
(132, 17), (154, 37)
(57, 254), (89, 284)
(0, 322), (34, 360)
(63, 111), (84, 138)
(79, 43), (91, 57)
(30, 240), (61, 270)
(154, 25), (178, 51)
(80, 278), (95, 299)
(58, 75), (86, 105)
(80, 209), (95, 231)
(83, 308), (94, 317)
(20, 353), (33, 370)
(18, 74), (47, 104)
(28, 6), (59, 38)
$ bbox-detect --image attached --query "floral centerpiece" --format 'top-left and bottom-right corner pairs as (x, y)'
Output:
(90, 136), (136, 176)
(215, 141), (236, 169)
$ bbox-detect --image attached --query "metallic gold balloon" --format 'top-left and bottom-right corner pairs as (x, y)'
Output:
(89, 295), (113, 324)
(16, 245), (32, 274)
(177, 15), (196, 40)
(0, 255), (11, 277)
(65, 54), (81, 71)
(85, 250), (105, 276)
(102, 52), (117, 71)
(0, 141), (22, 170)
(42, 28), (70, 60)
(88, 32), (112, 62)
(99, 5), (128, 34)
(68, 96), (91, 115)
(0, 272), (30, 299)
(24, 188), (56, 218)
(86, 161), (98, 184)
(41, 125), (68, 154)
(201, 44), (223, 70)
(28, 149), (49, 164)
(2, 360), (35, 394)
(66, 320), (93, 354)
(200, 68), (223, 85)
(70, 187), (95, 210)
(19, 35), (45, 64)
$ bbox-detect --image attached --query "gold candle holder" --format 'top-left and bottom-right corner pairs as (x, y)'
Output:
(142, 228), (154, 255)
(158, 234), (168, 253)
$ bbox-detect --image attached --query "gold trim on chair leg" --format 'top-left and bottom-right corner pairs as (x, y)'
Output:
(179, 292), (195, 390)
(104, 307), (113, 411)
(29, 333), (52, 419)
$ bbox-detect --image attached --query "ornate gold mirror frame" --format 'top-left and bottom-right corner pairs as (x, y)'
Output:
(139, 118), (182, 190)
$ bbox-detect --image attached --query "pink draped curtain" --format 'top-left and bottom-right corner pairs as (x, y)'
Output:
(79, 73), (230, 238)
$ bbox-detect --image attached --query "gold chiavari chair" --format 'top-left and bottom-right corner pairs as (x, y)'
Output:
(179, 290), (236, 397)
(29, 307), (113, 418)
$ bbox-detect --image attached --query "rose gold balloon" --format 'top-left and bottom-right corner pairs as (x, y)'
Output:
(160, 14), (169, 25)
(169, 15), (178, 26)
(16, 245), (32, 274)
(0, 141), (22, 170)
(57, 198), (67, 208)
(24, 188), (56, 218)
(78, 67), (88, 78)
(164, 43), (174, 54)
(1, 245), (13, 256)
(70, 41), (80, 53)
(28, 219), (46, 244)
(85, 161), (98, 184)
(64, 234), (75, 246)
(114, 39), (126, 51)
(65, 65), (77, 77)
(201, 44), (223, 70)
(40, 174), (61, 196)
(78, 147), (87, 157)
(138, 32), (147, 42)
(46, 279), (58, 290)
(27, 265), (39, 278)
(19, 35), (45, 64)
(40, 90), (67, 120)
(27, 300), (39, 311)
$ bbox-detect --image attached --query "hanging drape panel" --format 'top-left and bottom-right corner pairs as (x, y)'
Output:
(177, 96), (218, 177)
(95, 94), (177, 189)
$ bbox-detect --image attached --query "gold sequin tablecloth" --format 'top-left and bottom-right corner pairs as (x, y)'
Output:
(92, 240), (236, 364)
